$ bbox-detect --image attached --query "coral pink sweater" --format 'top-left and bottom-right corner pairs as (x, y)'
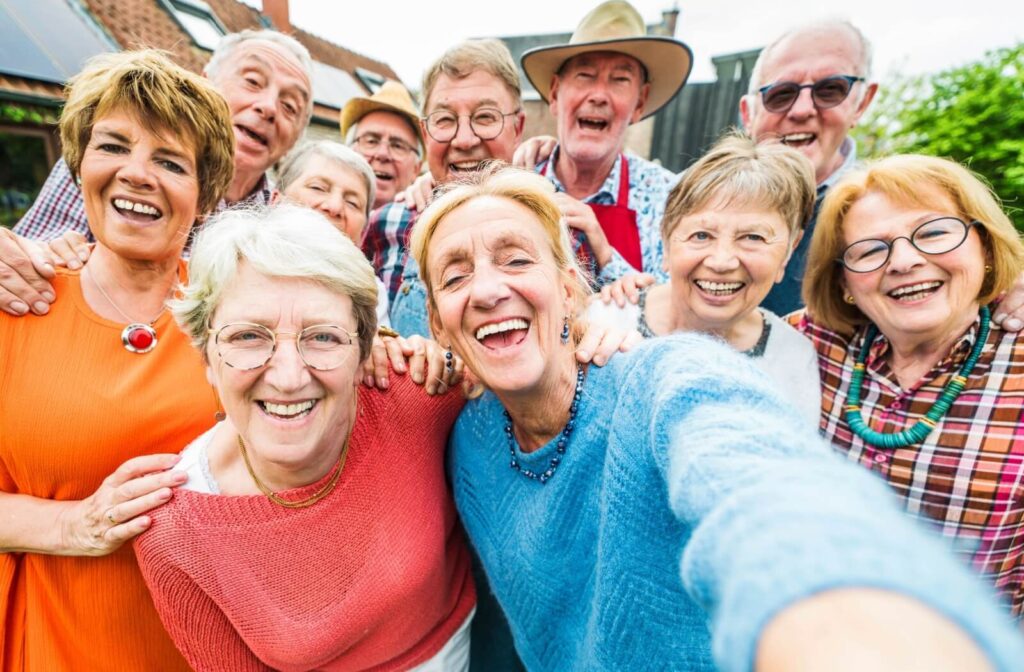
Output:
(134, 373), (474, 671)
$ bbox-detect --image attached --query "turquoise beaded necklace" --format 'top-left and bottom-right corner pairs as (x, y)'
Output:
(844, 305), (990, 449)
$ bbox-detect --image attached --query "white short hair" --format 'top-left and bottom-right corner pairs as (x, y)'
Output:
(747, 19), (874, 96)
(205, 29), (315, 127)
(276, 140), (376, 217)
(171, 203), (378, 360)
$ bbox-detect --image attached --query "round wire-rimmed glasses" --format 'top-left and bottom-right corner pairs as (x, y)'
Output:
(758, 75), (865, 113)
(208, 322), (359, 371)
(839, 217), (978, 273)
(422, 107), (521, 142)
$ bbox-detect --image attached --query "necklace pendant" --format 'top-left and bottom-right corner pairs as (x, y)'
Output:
(121, 323), (158, 353)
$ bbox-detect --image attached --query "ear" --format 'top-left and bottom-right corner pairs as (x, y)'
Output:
(851, 82), (878, 127)
(548, 75), (561, 117)
(739, 94), (755, 133)
(510, 109), (526, 145)
(776, 229), (803, 283)
(269, 189), (282, 205)
(427, 301), (446, 345)
(629, 83), (651, 124)
(205, 360), (217, 388)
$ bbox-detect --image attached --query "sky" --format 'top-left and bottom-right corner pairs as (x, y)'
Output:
(281, 0), (1023, 88)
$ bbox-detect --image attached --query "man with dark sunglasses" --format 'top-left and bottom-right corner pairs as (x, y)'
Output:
(739, 19), (878, 314)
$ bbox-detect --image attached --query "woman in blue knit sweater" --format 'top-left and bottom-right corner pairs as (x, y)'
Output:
(408, 166), (1023, 672)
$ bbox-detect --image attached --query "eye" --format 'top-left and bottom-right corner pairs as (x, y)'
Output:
(282, 101), (298, 116)
(244, 76), (261, 88)
(224, 327), (272, 346)
(689, 231), (712, 242)
(741, 232), (767, 243)
(346, 198), (363, 210)
(158, 159), (186, 175)
(96, 143), (128, 154)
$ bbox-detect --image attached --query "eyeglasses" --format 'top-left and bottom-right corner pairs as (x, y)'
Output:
(422, 107), (521, 142)
(352, 133), (419, 159)
(758, 75), (865, 114)
(208, 322), (359, 371)
(839, 217), (977, 273)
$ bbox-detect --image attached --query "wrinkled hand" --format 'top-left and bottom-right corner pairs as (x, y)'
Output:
(58, 453), (185, 557)
(512, 135), (557, 169)
(993, 271), (1024, 332)
(597, 272), (657, 307)
(0, 227), (57, 316)
(362, 333), (464, 395)
(392, 173), (437, 212)
(46, 230), (91, 270)
(575, 320), (642, 367)
(553, 193), (612, 269)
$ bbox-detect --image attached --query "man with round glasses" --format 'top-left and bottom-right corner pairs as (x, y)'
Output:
(340, 81), (424, 210)
(740, 19), (878, 314)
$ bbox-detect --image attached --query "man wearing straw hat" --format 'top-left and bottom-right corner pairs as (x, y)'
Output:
(520, 0), (692, 285)
(340, 81), (425, 210)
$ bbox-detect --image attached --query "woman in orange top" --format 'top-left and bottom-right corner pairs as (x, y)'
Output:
(0, 50), (234, 670)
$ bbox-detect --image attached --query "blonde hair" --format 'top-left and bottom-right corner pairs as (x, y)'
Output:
(171, 203), (378, 361)
(60, 50), (234, 215)
(421, 39), (522, 112)
(409, 165), (590, 343)
(804, 154), (1024, 334)
(662, 132), (816, 245)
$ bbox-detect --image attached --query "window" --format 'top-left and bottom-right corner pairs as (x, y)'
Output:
(355, 68), (386, 94)
(0, 128), (55, 229)
(162, 0), (226, 52)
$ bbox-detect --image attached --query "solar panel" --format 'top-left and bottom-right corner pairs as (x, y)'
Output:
(0, 0), (114, 85)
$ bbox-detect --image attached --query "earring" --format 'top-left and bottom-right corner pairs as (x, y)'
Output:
(985, 264), (993, 274)
(444, 346), (454, 373)
(560, 315), (571, 344)
(844, 295), (856, 305)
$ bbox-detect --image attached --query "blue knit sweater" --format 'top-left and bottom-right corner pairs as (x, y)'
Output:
(449, 334), (1024, 671)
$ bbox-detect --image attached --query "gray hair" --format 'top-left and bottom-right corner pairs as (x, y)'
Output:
(205, 29), (315, 126)
(170, 203), (378, 361)
(276, 140), (376, 217)
(747, 19), (874, 96)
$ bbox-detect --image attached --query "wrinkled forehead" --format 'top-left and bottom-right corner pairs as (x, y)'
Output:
(218, 40), (311, 93)
(759, 29), (863, 84)
(559, 50), (645, 77)
(423, 70), (517, 114)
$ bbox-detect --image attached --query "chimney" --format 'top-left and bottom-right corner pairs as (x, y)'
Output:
(262, 0), (291, 33)
(661, 5), (679, 37)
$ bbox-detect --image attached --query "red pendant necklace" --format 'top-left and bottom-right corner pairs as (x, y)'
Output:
(85, 266), (166, 354)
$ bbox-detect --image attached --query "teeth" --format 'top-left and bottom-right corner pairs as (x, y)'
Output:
(373, 171), (393, 180)
(475, 318), (528, 340)
(889, 281), (942, 299)
(262, 400), (315, 417)
(114, 198), (160, 216)
(451, 161), (483, 171)
(695, 280), (743, 294)
(781, 133), (814, 143)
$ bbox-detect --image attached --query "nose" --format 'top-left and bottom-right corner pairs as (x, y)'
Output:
(585, 79), (611, 105)
(450, 116), (481, 151)
(468, 262), (511, 310)
(318, 192), (343, 218)
(116, 150), (156, 189)
(262, 337), (312, 391)
(371, 140), (394, 161)
(703, 239), (741, 272)
(886, 237), (926, 273)
(252, 87), (278, 122)
(787, 86), (816, 119)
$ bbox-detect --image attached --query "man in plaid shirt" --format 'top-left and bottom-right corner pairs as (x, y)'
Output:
(0, 29), (312, 316)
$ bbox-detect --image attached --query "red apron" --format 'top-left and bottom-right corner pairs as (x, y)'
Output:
(577, 155), (643, 276)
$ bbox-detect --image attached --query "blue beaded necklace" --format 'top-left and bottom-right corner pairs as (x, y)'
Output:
(844, 305), (990, 449)
(505, 363), (585, 484)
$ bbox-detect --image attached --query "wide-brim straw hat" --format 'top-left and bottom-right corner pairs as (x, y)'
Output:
(339, 80), (424, 149)
(521, 0), (692, 119)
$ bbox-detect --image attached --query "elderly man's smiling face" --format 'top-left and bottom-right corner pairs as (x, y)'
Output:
(549, 51), (648, 168)
(741, 27), (876, 184)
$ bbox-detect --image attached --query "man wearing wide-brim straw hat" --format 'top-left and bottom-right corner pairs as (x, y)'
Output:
(340, 80), (424, 209)
(520, 0), (692, 286)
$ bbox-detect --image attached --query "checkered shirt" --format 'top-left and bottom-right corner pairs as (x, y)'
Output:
(14, 158), (271, 244)
(793, 309), (1024, 618)
(362, 201), (417, 307)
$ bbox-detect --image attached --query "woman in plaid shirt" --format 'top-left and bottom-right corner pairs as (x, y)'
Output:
(796, 154), (1024, 618)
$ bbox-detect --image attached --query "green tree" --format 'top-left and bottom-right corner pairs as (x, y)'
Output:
(854, 43), (1024, 230)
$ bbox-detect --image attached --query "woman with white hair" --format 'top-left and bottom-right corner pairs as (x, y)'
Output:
(134, 203), (475, 671)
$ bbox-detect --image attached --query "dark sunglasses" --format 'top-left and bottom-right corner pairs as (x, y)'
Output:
(758, 75), (865, 114)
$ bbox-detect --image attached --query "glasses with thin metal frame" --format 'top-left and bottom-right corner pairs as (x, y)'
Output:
(758, 75), (865, 114)
(839, 217), (979, 273)
(208, 322), (359, 371)
(422, 107), (521, 143)
(352, 132), (419, 159)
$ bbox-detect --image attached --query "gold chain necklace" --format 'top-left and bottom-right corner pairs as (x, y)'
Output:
(237, 435), (349, 508)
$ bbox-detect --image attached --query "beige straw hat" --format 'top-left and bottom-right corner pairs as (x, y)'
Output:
(339, 80), (424, 149)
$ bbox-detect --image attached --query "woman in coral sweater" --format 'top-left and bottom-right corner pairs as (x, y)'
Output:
(134, 204), (476, 671)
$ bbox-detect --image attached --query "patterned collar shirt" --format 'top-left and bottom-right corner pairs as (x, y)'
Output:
(14, 158), (272, 247)
(794, 308), (1024, 618)
(538, 146), (677, 286)
(362, 201), (417, 308)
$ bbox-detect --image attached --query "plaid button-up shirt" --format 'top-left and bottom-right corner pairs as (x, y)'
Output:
(794, 309), (1024, 617)
(361, 201), (417, 308)
(14, 158), (271, 244)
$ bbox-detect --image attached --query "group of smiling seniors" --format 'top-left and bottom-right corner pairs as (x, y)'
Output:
(1, 2), (1024, 672)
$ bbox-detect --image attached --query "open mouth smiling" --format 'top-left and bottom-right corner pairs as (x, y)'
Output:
(694, 279), (745, 297)
(780, 132), (815, 148)
(449, 160), (487, 175)
(257, 399), (318, 420)
(475, 318), (529, 349)
(577, 116), (609, 132)
(236, 124), (268, 147)
(112, 197), (162, 221)
(887, 281), (943, 302)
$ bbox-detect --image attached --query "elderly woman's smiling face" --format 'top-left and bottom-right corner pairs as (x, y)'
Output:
(427, 196), (572, 395)
(80, 109), (200, 263)
(841, 187), (988, 349)
(281, 154), (369, 242)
